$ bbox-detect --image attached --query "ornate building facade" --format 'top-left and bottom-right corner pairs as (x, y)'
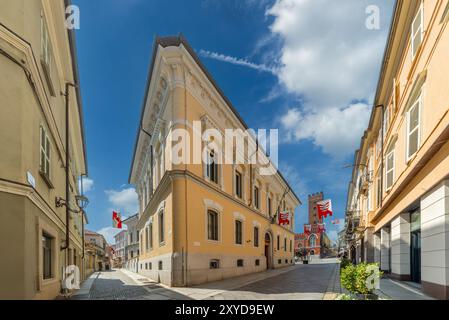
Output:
(129, 36), (300, 287)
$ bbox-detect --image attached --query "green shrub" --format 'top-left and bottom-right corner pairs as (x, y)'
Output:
(340, 264), (357, 293)
(340, 263), (383, 295)
(340, 258), (352, 271)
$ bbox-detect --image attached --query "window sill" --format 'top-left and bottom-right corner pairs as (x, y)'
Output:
(39, 171), (54, 189)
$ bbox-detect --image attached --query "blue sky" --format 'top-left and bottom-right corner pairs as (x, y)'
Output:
(73, 0), (394, 243)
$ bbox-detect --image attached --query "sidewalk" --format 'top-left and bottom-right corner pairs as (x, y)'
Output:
(122, 265), (299, 300)
(375, 278), (435, 300)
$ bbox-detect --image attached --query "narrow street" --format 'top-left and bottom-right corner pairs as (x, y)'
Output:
(72, 259), (340, 300)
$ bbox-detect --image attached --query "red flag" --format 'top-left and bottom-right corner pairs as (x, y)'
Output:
(304, 224), (311, 235)
(112, 211), (122, 229)
(317, 199), (333, 220)
(278, 211), (290, 225)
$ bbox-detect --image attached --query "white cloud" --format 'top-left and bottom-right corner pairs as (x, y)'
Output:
(79, 177), (94, 193)
(280, 103), (371, 158)
(97, 226), (127, 245)
(198, 49), (278, 74)
(105, 187), (138, 215)
(265, 0), (393, 158)
(279, 162), (308, 197)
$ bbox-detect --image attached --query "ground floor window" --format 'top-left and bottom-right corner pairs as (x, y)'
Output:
(235, 220), (243, 245)
(42, 233), (53, 279)
(237, 259), (244, 267)
(254, 226), (259, 247)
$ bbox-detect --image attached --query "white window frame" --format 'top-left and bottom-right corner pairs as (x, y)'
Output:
(39, 126), (51, 180)
(411, 2), (424, 60)
(40, 12), (51, 73)
(406, 91), (422, 161)
(385, 148), (395, 191)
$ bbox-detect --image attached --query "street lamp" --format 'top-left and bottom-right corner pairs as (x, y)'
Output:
(55, 194), (89, 212)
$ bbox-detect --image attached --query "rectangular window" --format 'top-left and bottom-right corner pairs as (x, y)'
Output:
(158, 261), (163, 270)
(42, 233), (53, 280)
(235, 220), (243, 245)
(277, 235), (280, 251)
(284, 237), (287, 252)
(39, 126), (51, 180)
(210, 259), (220, 269)
(159, 211), (164, 244)
(149, 262), (152, 270)
(149, 223), (153, 249)
(385, 148), (395, 190)
(407, 93), (421, 160)
(268, 197), (272, 216)
(411, 3), (424, 59)
(237, 259), (244, 267)
(207, 210), (219, 241)
(290, 240), (292, 252)
(40, 13), (54, 96)
(145, 227), (149, 251)
(206, 150), (219, 184)
(255, 259), (260, 266)
(254, 227), (259, 247)
(235, 171), (242, 199)
(254, 186), (260, 209)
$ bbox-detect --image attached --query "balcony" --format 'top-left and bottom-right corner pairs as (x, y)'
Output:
(358, 170), (373, 195)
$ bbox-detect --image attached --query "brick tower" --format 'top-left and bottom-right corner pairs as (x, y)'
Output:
(308, 192), (324, 225)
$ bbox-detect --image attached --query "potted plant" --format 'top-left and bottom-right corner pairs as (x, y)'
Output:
(340, 263), (383, 300)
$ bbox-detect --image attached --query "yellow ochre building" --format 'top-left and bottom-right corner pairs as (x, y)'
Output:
(345, 0), (449, 300)
(0, 0), (88, 299)
(129, 36), (300, 287)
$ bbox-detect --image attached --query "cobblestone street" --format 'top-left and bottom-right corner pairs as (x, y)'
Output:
(72, 259), (340, 300)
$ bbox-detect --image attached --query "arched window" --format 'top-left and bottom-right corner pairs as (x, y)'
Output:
(309, 234), (317, 248)
(207, 210), (219, 241)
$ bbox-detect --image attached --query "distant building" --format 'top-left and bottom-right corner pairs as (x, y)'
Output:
(114, 230), (127, 268)
(123, 214), (140, 272)
(84, 230), (110, 276)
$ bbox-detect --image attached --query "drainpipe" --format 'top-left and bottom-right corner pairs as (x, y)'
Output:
(61, 83), (78, 253)
(80, 174), (86, 260)
(373, 104), (385, 208)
